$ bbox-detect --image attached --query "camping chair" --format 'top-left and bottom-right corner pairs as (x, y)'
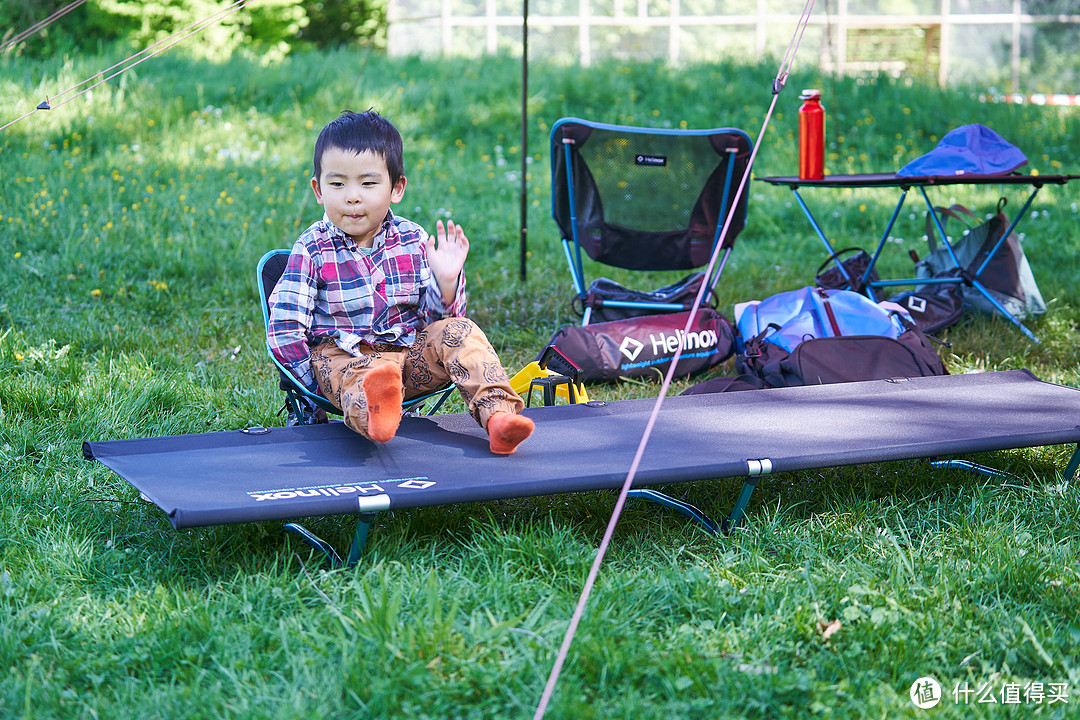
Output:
(550, 117), (752, 325)
(256, 249), (455, 426)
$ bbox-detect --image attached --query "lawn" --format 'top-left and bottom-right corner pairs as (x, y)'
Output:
(2, 47), (1079, 719)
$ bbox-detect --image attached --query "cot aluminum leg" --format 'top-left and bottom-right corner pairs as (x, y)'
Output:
(345, 513), (377, 567)
(627, 489), (720, 535)
(284, 522), (344, 567)
(930, 459), (1012, 478)
(285, 512), (377, 569)
(721, 476), (759, 535)
(1062, 443), (1080, 482)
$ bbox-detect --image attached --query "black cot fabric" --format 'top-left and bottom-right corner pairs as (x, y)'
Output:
(84, 370), (1080, 529)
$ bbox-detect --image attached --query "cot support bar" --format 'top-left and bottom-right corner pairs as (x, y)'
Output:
(284, 522), (344, 567)
(284, 513), (378, 569)
(722, 476), (759, 535)
(627, 489), (720, 535)
(1062, 443), (1080, 481)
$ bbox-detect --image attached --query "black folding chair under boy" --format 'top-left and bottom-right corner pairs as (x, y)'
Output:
(256, 249), (455, 426)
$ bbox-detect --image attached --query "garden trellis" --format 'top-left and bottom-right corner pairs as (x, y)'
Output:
(388, 0), (1080, 92)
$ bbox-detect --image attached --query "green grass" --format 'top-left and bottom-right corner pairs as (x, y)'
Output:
(2, 47), (1080, 719)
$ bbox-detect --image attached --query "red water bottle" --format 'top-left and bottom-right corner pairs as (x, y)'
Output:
(798, 89), (825, 180)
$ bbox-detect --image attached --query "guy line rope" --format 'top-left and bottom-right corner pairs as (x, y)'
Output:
(0, 0), (89, 55)
(1, 0), (251, 134)
(531, 1), (818, 716)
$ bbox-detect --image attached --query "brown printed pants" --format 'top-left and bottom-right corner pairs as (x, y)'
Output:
(310, 317), (524, 440)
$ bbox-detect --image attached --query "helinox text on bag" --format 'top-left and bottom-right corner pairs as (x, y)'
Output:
(546, 308), (735, 382)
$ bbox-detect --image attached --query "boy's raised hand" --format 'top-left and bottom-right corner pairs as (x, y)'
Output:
(426, 219), (470, 304)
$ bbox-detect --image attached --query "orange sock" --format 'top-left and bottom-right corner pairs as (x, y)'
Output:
(487, 411), (534, 455)
(363, 364), (403, 442)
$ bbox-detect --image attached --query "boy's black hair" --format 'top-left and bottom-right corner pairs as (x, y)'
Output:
(313, 110), (405, 185)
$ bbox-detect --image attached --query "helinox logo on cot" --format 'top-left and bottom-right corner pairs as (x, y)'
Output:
(619, 328), (719, 362)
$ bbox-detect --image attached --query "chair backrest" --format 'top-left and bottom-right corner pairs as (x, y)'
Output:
(256, 249), (342, 417)
(257, 249), (291, 331)
(551, 117), (752, 274)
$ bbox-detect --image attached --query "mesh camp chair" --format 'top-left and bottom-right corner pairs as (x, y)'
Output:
(550, 117), (752, 325)
(256, 249), (454, 426)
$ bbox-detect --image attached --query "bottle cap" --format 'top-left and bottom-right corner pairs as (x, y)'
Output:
(800, 89), (821, 100)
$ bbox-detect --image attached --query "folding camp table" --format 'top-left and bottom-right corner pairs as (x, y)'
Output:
(85, 370), (1080, 565)
(758, 173), (1080, 342)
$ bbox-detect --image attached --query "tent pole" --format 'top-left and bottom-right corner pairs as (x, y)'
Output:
(519, 0), (529, 281)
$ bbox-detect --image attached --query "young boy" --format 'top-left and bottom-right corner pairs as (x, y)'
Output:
(267, 110), (534, 454)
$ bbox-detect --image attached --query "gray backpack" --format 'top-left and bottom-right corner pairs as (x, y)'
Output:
(915, 202), (1046, 319)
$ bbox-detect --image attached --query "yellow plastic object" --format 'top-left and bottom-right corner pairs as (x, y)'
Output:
(509, 362), (589, 405)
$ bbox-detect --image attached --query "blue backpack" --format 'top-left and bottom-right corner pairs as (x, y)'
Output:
(729, 286), (947, 389)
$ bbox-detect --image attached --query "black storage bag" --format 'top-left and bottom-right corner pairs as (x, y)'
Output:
(577, 271), (716, 323)
(815, 247), (880, 293)
(887, 285), (965, 334)
(736, 315), (946, 389)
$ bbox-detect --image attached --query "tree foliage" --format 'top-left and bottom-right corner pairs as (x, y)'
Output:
(296, 0), (388, 49)
(0, 0), (387, 60)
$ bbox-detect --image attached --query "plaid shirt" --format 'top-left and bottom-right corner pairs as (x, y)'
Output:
(267, 211), (467, 392)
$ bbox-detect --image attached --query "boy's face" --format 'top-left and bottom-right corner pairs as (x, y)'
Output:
(311, 147), (406, 247)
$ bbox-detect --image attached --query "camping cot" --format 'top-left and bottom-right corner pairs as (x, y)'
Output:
(85, 370), (1080, 564)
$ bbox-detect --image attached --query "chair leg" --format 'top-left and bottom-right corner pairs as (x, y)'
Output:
(425, 388), (454, 415)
